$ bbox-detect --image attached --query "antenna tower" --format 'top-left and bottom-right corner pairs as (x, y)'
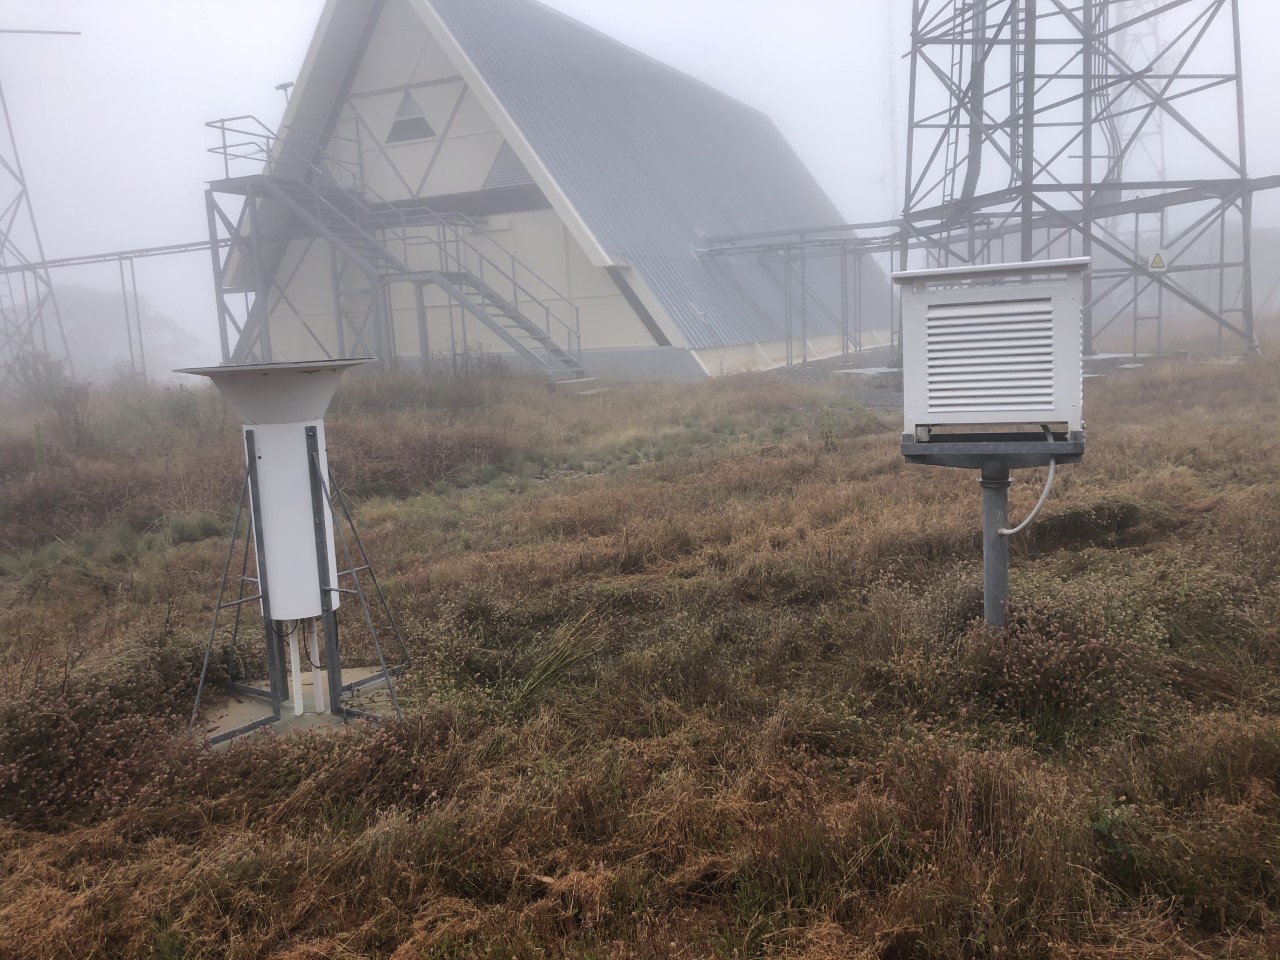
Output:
(900, 0), (1262, 354)
(0, 29), (76, 388)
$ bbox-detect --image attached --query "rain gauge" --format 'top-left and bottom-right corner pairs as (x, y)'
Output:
(178, 360), (410, 742)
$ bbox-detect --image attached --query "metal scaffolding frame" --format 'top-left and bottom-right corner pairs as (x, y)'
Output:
(705, 0), (1276, 359)
(0, 29), (77, 387)
(0, 27), (198, 387)
(206, 116), (585, 379)
(0, 239), (231, 385)
(898, 0), (1264, 353)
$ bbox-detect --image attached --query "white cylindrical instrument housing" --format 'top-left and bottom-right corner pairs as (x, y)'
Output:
(178, 360), (371, 621)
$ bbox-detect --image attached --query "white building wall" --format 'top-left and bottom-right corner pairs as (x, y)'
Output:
(266, 0), (669, 367)
(262, 0), (792, 376)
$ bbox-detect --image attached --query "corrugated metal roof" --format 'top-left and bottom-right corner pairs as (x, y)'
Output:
(428, 0), (878, 351)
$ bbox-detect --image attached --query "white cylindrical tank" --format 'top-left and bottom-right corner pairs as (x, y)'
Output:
(178, 360), (370, 621)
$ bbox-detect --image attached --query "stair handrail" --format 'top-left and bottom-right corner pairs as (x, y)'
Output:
(207, 115), (581, 365)
(295, 146), (581, 364)
(301, 153), (582, 365)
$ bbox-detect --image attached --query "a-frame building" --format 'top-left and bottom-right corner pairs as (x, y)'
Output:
(207, 0), (890, 379)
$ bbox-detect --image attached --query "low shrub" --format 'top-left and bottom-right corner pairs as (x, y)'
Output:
(329, 423), (514, 496)
(961, 577), (1169, 742)
(0, 638), (208, 827)
(1092, 796), (1280, 931)
(0, 434), (43, 482)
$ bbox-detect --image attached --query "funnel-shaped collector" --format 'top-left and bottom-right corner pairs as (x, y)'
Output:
(178, 360), (371, 621)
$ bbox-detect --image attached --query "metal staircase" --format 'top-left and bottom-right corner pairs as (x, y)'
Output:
(207, 117), (584, 380)
(434, 270), (584, 375)
(271, 179), (407, 274)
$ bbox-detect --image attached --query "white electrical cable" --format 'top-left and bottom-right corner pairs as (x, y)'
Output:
(999, 427), (1058, 537)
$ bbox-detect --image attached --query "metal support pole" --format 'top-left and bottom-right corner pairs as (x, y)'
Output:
(129, 258), (146, 379)
(980, 463), (1012, 628)
(783, 246), (793, 367)
(447, 297), (457, 374)
(1020, 0), (1037, 264)
(189, 468), (250, 732)
(329, 482), (413, 667)
(380, 280), (399, 370)
(1241, 191), (1257, 353)
(287, 622), (304, 717)
(306, 618), (326, 713)
(839, 248), (850, 356)
(799, 244), (808, 364)
(268, 623), (285, 711)
(1217, 213), (1227, 356)
(246, 183), (274, 363)
(1133, 214), (1141, 357)
(1082, 0), (1096, 355)
(854, 252), (864, 352)
(206, 191), (232, 363)
(371, 280), (388, 370)
(118, 258), (137, 375)
(414, 281), (429, 371)
(306, 426), (345, 716)
(1230, 0), (1257, 353)
(316, 462), (403, 721)
(329, 243), (347, 360)
(0, 75), (72, 377)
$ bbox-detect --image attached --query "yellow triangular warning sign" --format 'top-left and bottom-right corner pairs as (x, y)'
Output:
(1150, 253), (1167, 271)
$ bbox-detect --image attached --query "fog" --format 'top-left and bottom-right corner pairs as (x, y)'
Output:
(4, 0), (1280, 372)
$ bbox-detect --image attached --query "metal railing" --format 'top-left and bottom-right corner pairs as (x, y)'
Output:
(206, 116), (582, 367)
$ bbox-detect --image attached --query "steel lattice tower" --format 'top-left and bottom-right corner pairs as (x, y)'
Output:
(0, 31), (74, 388)
(900, 0), (1263, 354)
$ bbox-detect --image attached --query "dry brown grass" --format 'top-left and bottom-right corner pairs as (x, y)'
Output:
(2, 359), (1280, 957)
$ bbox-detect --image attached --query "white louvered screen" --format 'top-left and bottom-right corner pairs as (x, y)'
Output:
(925, 297), (1055, 415)
(896, 260), (1086, 436)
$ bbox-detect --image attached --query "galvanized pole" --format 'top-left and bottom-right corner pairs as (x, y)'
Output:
(118, 258), (137, 375)
(307, 427), (345, 716)
(129, 258), (146, 379)
(206, 191), (232, 363)
(329, 243), (347, 359)
(839, 247), (850, 355)
(415, 281), (429, 370)
(980, 463), (1012, 627)
(1020, 0), (1037, 264)
(1082, 0), (1096, 355)
(783, 246), (793, 367)
(799, 244), (808, 364)
(1230, 0), (1257, 352)
(246, 182), (274, 363)
(898, 0), (923, 353)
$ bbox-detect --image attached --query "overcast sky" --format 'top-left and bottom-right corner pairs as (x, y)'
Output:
(4, 0), (1279, 367)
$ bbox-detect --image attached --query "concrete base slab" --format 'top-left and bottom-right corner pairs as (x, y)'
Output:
(834, 366), (898, 376)
(200, 666), (397, 745)
(554, 378), (600, 392)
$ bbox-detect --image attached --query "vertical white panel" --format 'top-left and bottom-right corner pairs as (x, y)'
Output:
(178, 362), (365, 620)
(248, 420), (341, 621)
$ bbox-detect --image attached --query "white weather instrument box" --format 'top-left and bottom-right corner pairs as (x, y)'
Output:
(894, 259), (1088, 440)
(178, 359), (370, 621)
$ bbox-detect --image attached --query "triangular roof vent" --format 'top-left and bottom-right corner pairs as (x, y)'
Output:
(483, 141), (536, 190)
(387, 91), (436, 143)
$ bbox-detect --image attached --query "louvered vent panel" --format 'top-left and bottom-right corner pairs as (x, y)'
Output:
(925, 298), (1055, 414)
(483, 141), (536, 190)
